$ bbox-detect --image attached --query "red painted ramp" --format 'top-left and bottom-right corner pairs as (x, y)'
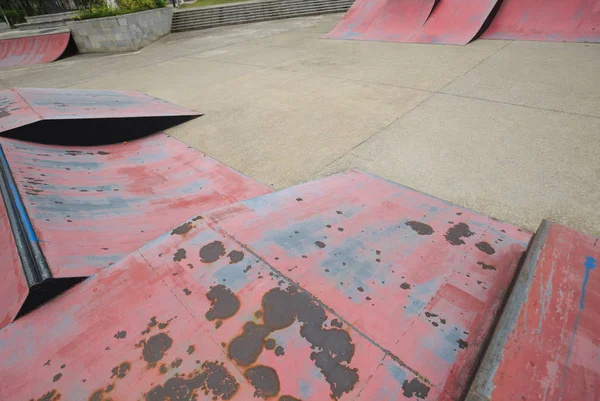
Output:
(0, 31), (71, 69)
(482, 0), (600, 42)
(0, 87), (199, 134)
(0, 133), (271, 328)
(466, 220), (600, 401)
(324, 0), (436, 42)
(0, 169), (530, 401)
(409, 0), (500, 45)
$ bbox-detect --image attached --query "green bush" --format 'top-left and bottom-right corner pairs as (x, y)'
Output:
(75, 0), (165, 20)
(2, 9), (27, 26)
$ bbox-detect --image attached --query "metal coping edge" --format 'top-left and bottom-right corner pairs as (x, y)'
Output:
(463, 220), (550, 401)
(0, 143), (52, 287)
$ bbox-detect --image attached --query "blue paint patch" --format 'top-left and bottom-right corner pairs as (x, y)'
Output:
(299, 379), (312, 399)
(387, 362), (407, 384)
(580, 256), (596, 310)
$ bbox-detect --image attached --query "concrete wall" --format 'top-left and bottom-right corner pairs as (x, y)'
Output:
(67, 8), (172, 53)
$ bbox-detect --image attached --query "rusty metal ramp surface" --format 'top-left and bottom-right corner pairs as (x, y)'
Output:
(466, 220), (600, 401)
(0, 133), (272, 328)
(0, 169), (531, 401)
(324, 0), (436, 42)
(481, 0), (600, 42)
(0, 29), (71, 69)
(0, 88), (201, 144)
(408, 0), (500, 45)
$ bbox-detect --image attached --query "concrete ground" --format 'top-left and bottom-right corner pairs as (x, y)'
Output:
(2, 14), (599, 236)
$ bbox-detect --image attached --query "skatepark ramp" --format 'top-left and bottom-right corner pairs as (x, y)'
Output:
(0, 28), (73, 69)
(171, 0), (354, 32)
(481, 0), (600, 42)
(0, 87), (200, 144)
(326, 0), (600, 44)
(0, 88), (598, 401)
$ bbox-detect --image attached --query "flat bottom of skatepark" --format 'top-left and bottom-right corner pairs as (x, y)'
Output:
(2, 13), (598, 236)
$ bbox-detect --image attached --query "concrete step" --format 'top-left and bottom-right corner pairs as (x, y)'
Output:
(172, 9), (348, 31)
(173, 0), (353, 16)
(173, 6), (350, 25)
(171, 0), (353, 32)
(173, 2), (352, 22)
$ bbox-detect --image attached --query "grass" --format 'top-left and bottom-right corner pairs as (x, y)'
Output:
(179, 0), (250, 9)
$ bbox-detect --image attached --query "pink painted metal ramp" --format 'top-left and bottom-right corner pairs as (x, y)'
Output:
(482, 0), (600, 43)
(0, 30), (71, 69)
(466, 220), (600, 401)
(0, 88), (201, 144)
(0, 133), (271, 328)
(0, 169), (531, 401)
(408, 0), (500, 45)
(324, 0), (436, 42)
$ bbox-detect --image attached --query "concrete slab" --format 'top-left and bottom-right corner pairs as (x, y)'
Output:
(193, 40), (310, 67)
(1, 14), (598, 237)
(320, 94), (600, 236)
(73, 57), (261, 107)
(170, 68), (430, 188)
(443, 41), (600, 117)
(275, 39), (510, 91)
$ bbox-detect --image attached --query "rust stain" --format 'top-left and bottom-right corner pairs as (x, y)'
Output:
(245, 365), (280, 398)
(145, 361), (239, 401)
(228, 286), (359, 399)
(444, 223), (475, 245)
(405, 221), (434, 235)
(111, 362), (131, 379)
(200, 241), (226, 263)
(142, 333), (173, 363)
(205, 285), (241, 321)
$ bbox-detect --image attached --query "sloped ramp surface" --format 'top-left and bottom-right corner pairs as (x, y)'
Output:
(324, 0), (436, 42)
(482, 0), (600, 42)
(0, 133), (271, 328)
(466, 220), (600, 401)
(0, 170), (531, 401)
(0, 29), (71, 69)
(0, 88), (200, 144)
(409, 0), (500, 44)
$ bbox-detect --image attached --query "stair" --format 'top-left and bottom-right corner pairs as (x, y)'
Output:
(171, 0), (355, 32)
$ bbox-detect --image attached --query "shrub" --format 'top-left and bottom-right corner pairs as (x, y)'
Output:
(75, 0), (165, 20)
(2, 9), (27, 26)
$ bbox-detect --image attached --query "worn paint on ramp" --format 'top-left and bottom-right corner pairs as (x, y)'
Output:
(0, 169), (531, 400)
(0, 31), (71, 69)
(0, 88), (199, 134)
(466, 220), (600, 401)
(324, 0), (436, 42)
(409, 0), (500, 45)
(482, 0), (600, 42)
